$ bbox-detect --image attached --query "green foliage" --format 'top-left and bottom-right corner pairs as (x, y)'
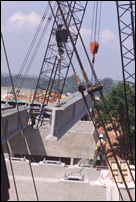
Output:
(94, 77), (115, 96)
(1, 74), (117, 94)
(101, 77), (115, 95)
(1, 75), (38, 89)
(106, 82), (127, 118)
(63, 74), (77, 93)
(1, 75), (12, 87)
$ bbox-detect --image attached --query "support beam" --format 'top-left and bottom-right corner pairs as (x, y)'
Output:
(46, 92), (93, 140)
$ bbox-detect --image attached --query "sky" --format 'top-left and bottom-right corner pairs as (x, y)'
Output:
(1, 1), (130, 81)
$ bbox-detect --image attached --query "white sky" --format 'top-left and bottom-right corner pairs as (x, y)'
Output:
(1, 1), (128, 81)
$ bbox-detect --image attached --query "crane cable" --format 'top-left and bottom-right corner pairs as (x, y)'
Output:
(16, 2), (57, 94)
(90, 1), (102, 44)
(94, 1), (99, 42)
(1, 31), (39, 201)
(89, 1), (135, 185)
(97, 1), (102, 44)
(1, 114), (19, 200)
(56, 3), (134, 199)
(80, 88), (134, 201)
(90, 92), (133, 201)
(89, 2), (134, 181)
(57, 2), (135, 191)
(66, 3), (135, 183)
(90, 1), (102, 83)
(12, 3), (50, 92)
(16, 3), (55, 94)
(36, 1), (82, 127)
(79, 91), (124, 201)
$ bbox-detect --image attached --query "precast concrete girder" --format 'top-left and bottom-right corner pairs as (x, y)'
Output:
(1, 108), (28, 144)
(46, 92), (93, 140)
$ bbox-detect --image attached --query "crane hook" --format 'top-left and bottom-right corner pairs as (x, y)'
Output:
(90, 41), (99, 63)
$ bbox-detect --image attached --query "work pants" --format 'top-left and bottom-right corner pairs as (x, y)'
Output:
(93, 150), (105, 168)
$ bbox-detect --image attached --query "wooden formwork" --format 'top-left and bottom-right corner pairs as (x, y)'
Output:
(109, 160), (131, 183)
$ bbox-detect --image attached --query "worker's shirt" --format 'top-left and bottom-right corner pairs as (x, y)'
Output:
(96, 139), (106, 151)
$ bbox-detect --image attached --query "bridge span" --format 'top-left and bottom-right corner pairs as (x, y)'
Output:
(1, 92), (98, 159)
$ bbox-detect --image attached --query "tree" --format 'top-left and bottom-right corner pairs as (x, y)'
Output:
(93, 82), (135, 163)
(101, 77), (115, 96)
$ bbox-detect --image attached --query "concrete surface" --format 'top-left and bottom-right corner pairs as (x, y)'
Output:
(5, 159), (135, 201)
(5, 159), (106, 201)
(2, 120), (96, 159)
(1, 107), (28, 144)
(46, 92), (93, 140)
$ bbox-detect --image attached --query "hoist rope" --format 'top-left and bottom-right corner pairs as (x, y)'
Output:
(1, 31), (39, 201)
(90, 1), (102, 82)
(1, 114), (19, 201)
(90, 1), (102, 43)
(35, 1), (77, 126)
(90, 1), (96, 43)
(90, 93), (133, 201)
(55, 4), (133, 200)
(13, 3), (50, 91)
(88, 2), (134, 184)
(80, 90), (132, 201)
(16, 2), (57, 94)
(98, 1), (102, 44)
(89, 1), (135, 183)
(57, 4), (133, 199)
(79, 90), (124, 200)
(94, 1), (99, 42)
(99, 90), (135, 184)
(66, 1), (99, 85)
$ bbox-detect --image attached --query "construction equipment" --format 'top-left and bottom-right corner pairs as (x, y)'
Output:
(90, 41), (99, 63)
(1, 1), (135, 201)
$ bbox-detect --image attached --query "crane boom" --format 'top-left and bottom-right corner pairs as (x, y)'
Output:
(116, 1), (135, 164)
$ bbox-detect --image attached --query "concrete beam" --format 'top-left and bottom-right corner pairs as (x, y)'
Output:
(1, 108), (28, 144)
(2, 120), (95, 159)
(5, 159), (107, 201)
(46, 92), (93, 140)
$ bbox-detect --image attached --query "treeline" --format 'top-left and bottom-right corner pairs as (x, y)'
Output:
(1, 74), (117, 94)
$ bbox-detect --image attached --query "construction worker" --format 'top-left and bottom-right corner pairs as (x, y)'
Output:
(93, 133), (106, 168)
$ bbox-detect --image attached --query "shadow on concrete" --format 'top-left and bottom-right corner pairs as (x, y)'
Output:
(2, 126), (47, 157)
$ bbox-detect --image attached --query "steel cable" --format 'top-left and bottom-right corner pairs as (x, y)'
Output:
(79, 90), (124, 201)
(1, 114), (19, 201)
(16, 2), (57, 94)
(54, 4), (133, 199)
(35, 1), (88, 127)
(88, 2), (134, 184)
(13, 3), (50, 91)
(98, 1), (102, 44)
(37, 1), (77, 126)
(90, 1), (96, 43)
(94, 1), (98, 42)
(90, 92), (133, 201)
(1, 31), (39, 201)
(99, 89), (135, 184)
